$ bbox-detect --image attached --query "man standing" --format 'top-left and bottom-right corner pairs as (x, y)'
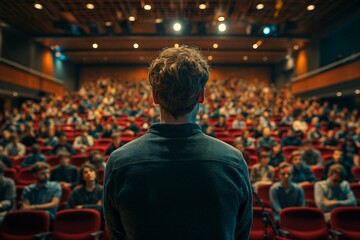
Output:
(21, 162), (62, 219)
(269, 162), (305, 221)
(104, 46), (252, 240)
(315, 164), (356, 222)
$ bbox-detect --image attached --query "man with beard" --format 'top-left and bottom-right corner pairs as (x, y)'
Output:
(21, 162), (62, 219)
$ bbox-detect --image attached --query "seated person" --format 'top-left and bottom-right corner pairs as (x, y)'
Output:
(250, 152), (274, 192)
(73, 127), (94, 151)
(67, 163), (103, 214)
(322, 130), (338, 149)
(88, 124), (100, 139)
(105, 133), (122, 156)
(50, 153), (79, 189)
(233, 140), (250, 165)
(257, 127), (276, 152)
(0, 130), (11, 147)
(4, 133), (26, 160)
(101, 123), (114, 139)
(341, 136), (359, 166)
(307, 123), (323, 141)
(0, 165), (16, 223)
(0, 146), (12, 168)
(301, 140), (322, 166)
(281, 128), (302, 147)
(291, 150), (316, 186)
(21, 143), (46, 168)
(87, 153), (106, 170)
(315, 164), (357, 222)
(231, 113), (246, 129)
(21, 162), (62, 219)
(322, 149), (354, 182)
(269, 142), (284, 167)
(123, 117), (141, 136)
(43, 128), (59, 148)
(51, 135), (76, 156)
(269, 162), (305, 221)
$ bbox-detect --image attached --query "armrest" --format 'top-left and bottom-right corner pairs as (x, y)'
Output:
(278, 229), (290, 237)
(35, 231), (53, 240)
(329, 229), (342, 240)
(91, 230), (104, 240)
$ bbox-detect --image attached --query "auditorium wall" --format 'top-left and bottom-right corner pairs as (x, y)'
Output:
(79, 65), (271, 85)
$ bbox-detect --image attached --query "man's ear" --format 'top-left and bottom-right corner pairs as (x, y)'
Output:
(198, 88), (205, 103)
(152, 90), (159, 104)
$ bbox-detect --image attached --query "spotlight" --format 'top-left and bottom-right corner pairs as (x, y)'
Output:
(336, 92), (342, 97)
(213, 43), (218, 49)
(307, 5), (315, 11)
(218, 16), (225, 22)
(262, 26), (271, 35)
(218, 23), (226, 32)
(293, 45), (299, 50)
(256, 4), (264, 10)
(174, 43), (179, 48)
(253, 44), (258, 49)
(34, 3), (43, 10)
(128, 16), (136, 22)
(199, 4), (207, 10)
(144, 4), (151, 10)
(133, 43), (139, 48)
(86, 3), (95, 9)
(155, 18), (163, 23)
(243, 56), (248, 61)
(105, 21), (112, 26)
(173, 22), (182, 32)
(92, 43), (98, 49)
(208, 56), (213, 61)
(355, 89), (360, 94)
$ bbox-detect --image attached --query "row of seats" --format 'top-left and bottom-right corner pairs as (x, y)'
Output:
(2, 207), (359, 240)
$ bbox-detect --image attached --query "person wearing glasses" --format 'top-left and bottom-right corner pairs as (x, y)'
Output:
(269, 162), (305, 221)
(314, 164), (356, 222)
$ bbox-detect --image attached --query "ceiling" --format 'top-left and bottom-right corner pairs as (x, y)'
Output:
(0, 0), (359, 64)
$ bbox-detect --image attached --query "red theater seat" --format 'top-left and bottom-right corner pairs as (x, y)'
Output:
(330, 207), (360, 240)
(301, 182), (316, 207)
(0, 210), (50, 240)
(251, 207), (276, 240)
(279, 207), (328, 240)
(311, 166), (324, 181)
(4, 168), (17, 180)
(52, 209), (101, 240)
(16, 168), (35, 186)
(351, 166), (360, 181)
(257, 183), (273, 208)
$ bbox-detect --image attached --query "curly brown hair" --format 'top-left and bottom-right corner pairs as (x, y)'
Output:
(148, 45), (210, 118)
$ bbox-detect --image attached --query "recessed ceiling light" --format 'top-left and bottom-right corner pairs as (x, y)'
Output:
(199, 4), (207, 10)
(243, 56), (248, 61)
(208, 56), (213, 61)
(174, 43), (179, 48)
(218, 16), (225, 22)
(213, 43), (218, 49)
(155, 18), (163, 23)
(263, 57), (268, 61)
(336, 92), (342, 97)
(34, 3), (43, 10)
(86, 3), (95, 10)
(253, 44), (258, 49)
(293, 45), (299, 50)
(105, 21), (112, 26)
(218, 23), (226, 32)
(355, 89), (360, 94)
(173, 23), (182, 32)
(129, 16), (136, 22)
(144, 4), (151, 10)
(92, 43), (98, 49)
(307, 4), (315, 11)
(13, 92), (18, 97)
(133, 43), (139, 48)
(256, 4), (264, 10)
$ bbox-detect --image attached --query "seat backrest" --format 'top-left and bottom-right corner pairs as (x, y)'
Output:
(1, 210), (50, 235)
(350, 183), (360, 201)
(301, 183), (315, 201)
(311, 166), (324, 180)
(280, 207), (326, 231)
(352, 166), (360, 181)
(4, 168), (17, 180)
(54, 209), (101, 234)
(258, 183), (273, 207)
(16, 168), (35, 185)
(331, 207), (360, 231)
(252, 207), (275, 230)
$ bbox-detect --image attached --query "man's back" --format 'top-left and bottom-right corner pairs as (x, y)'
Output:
(104, 123), (252, 240)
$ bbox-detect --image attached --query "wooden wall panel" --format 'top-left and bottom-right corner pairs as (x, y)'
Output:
(0, 63), (64, 95)
(292, 59), (360, 94)
(80, 65), (271, 84)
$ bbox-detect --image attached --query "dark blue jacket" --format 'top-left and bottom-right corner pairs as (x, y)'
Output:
(104, 123), (253, 240)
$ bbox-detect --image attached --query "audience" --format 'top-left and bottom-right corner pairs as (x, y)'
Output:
(21, 143), (46, 168)
(322, 149), (354, 182)
(50, 153), (79, 189)
(73, 126), (94, 151)
(301, 140), (322, 166)
(250, 152), (274, 192)
(281, 128), (302, 147)
(0, 146), (12, 168)
(269, 142), (284, 167)
(290, 151), (316, 186)
(105, 133), (122, 156)
(67, 163), (103, 214)
(0, 165), (16, 223)
(21, 162), (62, 219)
(257, 127), (276, 152)
(51, 135), (76, 156)
(315, 164), (356, 222)
(269, 162), (305, 221)
(4, 133), (26, 159)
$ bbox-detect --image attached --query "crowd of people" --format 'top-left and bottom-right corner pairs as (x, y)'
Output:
(0, 77), (359, 226)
